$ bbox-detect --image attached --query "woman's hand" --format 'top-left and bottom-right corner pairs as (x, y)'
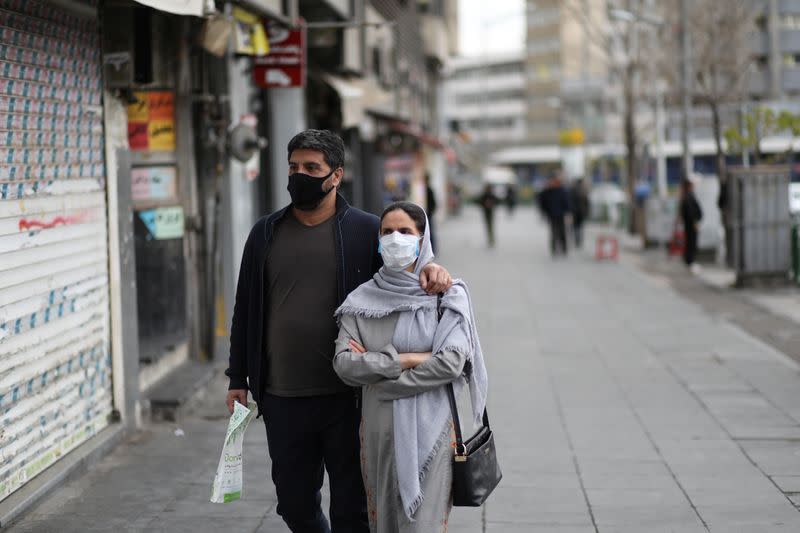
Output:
(349, 339), (367, 354)
(399, 352), (432, 369)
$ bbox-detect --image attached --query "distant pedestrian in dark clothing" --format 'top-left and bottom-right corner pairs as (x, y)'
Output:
(425, 174), (437, 253)
(538, 170), (571, 256)
(479, 184), (499, 247)
(505, 184), (518, 217)
(569, 178), (590, 248)
(679, 178), (703, 270)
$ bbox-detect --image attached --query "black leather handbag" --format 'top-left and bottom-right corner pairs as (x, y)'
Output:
(446, 384), (502, 506)
(437, 293), (502, 506)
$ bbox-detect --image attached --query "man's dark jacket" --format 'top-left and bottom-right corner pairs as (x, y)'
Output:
(225, 194), (381, 409)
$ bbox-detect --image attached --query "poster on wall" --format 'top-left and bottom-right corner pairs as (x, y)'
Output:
(383, 154), (425, 207)
(132, 166), (178, 202)
(137, 206), (184, 240)
(232, 7), (269, 56)
(383, 155), (414, 206)
(127, 92), (176, 151)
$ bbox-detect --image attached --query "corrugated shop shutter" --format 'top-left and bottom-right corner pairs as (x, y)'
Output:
(0, 0), (112, 501)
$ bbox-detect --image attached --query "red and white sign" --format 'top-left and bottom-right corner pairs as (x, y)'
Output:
(253, 23), (306, 88)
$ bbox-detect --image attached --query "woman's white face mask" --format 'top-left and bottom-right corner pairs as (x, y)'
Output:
(378, 232), (421, 271)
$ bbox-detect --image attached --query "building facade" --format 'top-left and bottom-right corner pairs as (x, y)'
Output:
(441, 53), (527, 156)
(525, 0), (613, 146)
(753, 0), (800, 99)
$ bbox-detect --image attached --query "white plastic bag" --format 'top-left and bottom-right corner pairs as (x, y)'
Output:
(210, 400), (257, 503)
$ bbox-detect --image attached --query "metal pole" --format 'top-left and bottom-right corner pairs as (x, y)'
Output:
(680, 0), (693, 179)
(656, 85), (666, 197)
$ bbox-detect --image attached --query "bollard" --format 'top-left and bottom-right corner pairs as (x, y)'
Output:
(595, 235), (619, 261)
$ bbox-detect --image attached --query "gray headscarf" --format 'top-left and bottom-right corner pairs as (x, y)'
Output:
(335, 208), (488, 520)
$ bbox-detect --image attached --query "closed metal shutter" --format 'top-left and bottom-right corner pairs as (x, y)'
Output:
(0, 0), (112, 501)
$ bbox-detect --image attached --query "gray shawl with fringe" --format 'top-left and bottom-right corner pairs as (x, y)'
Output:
(334, 217), (488, 520)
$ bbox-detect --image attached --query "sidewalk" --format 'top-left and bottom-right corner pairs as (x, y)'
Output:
(8, 206), (800, 532)
(618, 230), (800, 367)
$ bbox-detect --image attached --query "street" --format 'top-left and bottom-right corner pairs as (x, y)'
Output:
(8, 205), (800, 532)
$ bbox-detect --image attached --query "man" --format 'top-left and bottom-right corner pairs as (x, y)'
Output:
(538, 169), (571, 256)
(479, 183), (499, 247)
(225, 130), (451, 533)
(679, 177), (703, 273)
(569, 178), (589, 249)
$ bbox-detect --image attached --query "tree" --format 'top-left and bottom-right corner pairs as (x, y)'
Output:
(563, 0), (666, 232)
(662, 0), (757, 182)
(724, 107), (779, 164)
(725, 108), (800, 164)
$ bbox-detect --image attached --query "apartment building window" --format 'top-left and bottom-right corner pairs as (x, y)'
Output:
(784, 53), (800, 67)
(527, 37), (560, 55)
(450, 63), (522, 81)
(528, 63), (560, 82)
(489, 63), (523, 76)
(465, 117), (516, 129)
(455, 89), (524, 105)
(781, 14), (800, 29)
(527, 8), (560, 28)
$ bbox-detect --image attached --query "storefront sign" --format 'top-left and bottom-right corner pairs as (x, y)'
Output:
(253, 23), (305, 88)
(138, 206), (184, 240)
(132, 166), (177, 201)
(127, 92), (176, 151)
(233, 7), (269, 56)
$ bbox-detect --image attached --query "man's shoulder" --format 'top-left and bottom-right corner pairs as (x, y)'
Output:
(246, 207), (290, 243)
(342, 205), (380, 228)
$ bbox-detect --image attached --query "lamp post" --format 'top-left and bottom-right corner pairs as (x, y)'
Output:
(680, 0), (693, 180)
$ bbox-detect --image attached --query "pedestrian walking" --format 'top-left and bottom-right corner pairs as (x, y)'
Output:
(569, 178), (589, 248)
(505, 183), (518, 217)
(479, 183), (499, 247)
(538, 169), (571, 256)
(224, 130), (452, 533)
(678, 177), (703, 273)
(333, 202), (489, 533)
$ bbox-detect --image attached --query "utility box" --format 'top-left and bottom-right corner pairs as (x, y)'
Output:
(729, 166), (792, 286)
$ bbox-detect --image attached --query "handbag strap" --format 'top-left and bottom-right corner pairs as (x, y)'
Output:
(437, 294), (491, 460)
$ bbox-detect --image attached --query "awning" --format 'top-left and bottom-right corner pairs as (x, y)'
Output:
(133, 0), (207, 16)
(490, 145), (561, 164)
(323, 74), (365, 129)
(388, 121), (447, 151)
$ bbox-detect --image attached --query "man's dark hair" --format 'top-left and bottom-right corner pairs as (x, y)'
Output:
(380, 201), (427, 235)
(287, 129), (345, 170)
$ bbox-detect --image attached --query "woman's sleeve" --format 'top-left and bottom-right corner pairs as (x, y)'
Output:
(333, 314), (403, 386)
(372, 349), (467, 400)
(372, 310), (469, 400)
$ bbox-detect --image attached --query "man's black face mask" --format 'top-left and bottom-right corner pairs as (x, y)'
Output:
(287, 170), (335, 211)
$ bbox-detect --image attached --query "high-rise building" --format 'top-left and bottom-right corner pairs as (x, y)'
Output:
(752, 0), (800, 99)
(442, 53), (527, 149)
(525, 0), (613, 145)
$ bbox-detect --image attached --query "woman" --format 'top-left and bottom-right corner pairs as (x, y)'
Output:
(333, 202), (488, 532)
